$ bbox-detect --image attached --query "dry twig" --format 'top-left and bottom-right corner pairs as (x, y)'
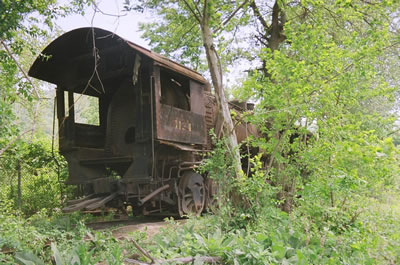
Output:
(129, 238), (155, 263)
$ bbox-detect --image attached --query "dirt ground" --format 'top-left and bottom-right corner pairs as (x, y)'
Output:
(110, 219), (186, 240)
(112, 221), (166, 239)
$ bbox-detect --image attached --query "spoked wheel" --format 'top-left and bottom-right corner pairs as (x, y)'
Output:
(178, 171), (205, 216)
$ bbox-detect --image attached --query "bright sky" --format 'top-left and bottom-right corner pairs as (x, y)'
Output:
(56, 0), (151, 48)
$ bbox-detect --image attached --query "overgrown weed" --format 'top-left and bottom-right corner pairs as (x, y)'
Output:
(140, 135), (400, 264)
(0, 203), (123, 264)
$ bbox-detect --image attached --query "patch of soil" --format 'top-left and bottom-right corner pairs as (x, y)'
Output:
(112, 221), (183, 239)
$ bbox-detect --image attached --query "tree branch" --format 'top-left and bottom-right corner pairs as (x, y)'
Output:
(250, 0), (269, 30)
(181, 0), (202, 24)
(254, 34), (268, 47)
(92, 1), (127, 17)
(0, 40), (43, 142)
(360, 0), (378, 5)
(268, 0), (286, 52)
(0, 40), (40, 99)
(193, 0), (202, 17)
(0, 130), (31, 157)
(203, 0), (208, 21)
(173, 22), (198, 50)
(215, 0), (250, 33)
(129, 239), (155, 264)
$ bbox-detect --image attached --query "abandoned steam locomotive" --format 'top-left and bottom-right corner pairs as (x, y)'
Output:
(28, 27), (254, 216)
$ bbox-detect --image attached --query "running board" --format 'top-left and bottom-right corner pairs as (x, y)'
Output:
(85, 193), (117, 210)
(62, 193), (117, 213)
(66, 194), (95, 205)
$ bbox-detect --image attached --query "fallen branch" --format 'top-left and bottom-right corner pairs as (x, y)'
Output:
(129, 238), (155, 264)
(1, 246), (16, 255)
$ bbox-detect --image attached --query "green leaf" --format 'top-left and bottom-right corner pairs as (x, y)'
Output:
(51, 243), (64, 265)
(15, 251), (45, 265)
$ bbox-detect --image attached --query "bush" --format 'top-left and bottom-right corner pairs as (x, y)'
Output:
(0, 139), (71, 216)
(0, 202), (124, 264)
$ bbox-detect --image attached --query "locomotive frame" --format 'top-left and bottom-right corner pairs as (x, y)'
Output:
(28, 27), (229, 216)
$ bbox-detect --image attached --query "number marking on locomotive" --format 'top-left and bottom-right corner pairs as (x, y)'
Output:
(174, 119), (192, 131)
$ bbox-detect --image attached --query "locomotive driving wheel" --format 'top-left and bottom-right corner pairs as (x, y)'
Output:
(178, 171), (205, 216)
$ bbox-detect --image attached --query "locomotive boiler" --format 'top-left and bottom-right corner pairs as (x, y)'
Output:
(28, 27), (254, 216)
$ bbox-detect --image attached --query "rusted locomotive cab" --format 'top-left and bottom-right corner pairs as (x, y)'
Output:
(29, 27), (215, 215)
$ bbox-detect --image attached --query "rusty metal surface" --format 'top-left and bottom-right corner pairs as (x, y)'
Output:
(158, 140), (203, 152)
(178, 171), (205, 216)
(138, 184), (170, 206)
(85, 193), (118, 210)
(190, 80), (206, 115)
(79, 156), (132, 165)
(153, 65), (207, 145)
(204, 91), (217, 148)
(157, 104), (207, 145)
(138, 52), (207, 86)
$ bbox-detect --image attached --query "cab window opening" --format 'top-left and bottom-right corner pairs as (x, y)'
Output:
(73, 93), (100, 126)
(160, 69), (190, 111)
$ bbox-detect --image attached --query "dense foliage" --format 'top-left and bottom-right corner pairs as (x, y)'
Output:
(239, 0), (400, 212)
(146, 191), (400, 264)
(0, 206), (128, 264)
(188, 137), (400, 264)
(0, 140), (71, 216)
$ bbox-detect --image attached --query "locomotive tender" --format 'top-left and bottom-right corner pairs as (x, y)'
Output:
(28, 27), (253, 216)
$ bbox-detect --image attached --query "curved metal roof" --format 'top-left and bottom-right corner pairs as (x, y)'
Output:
(28, 27), (208, 86)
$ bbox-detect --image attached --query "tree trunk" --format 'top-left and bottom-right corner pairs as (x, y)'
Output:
(200, 21), (242, 177)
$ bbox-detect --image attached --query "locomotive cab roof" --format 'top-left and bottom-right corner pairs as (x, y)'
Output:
(28, 27), (209, 94)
